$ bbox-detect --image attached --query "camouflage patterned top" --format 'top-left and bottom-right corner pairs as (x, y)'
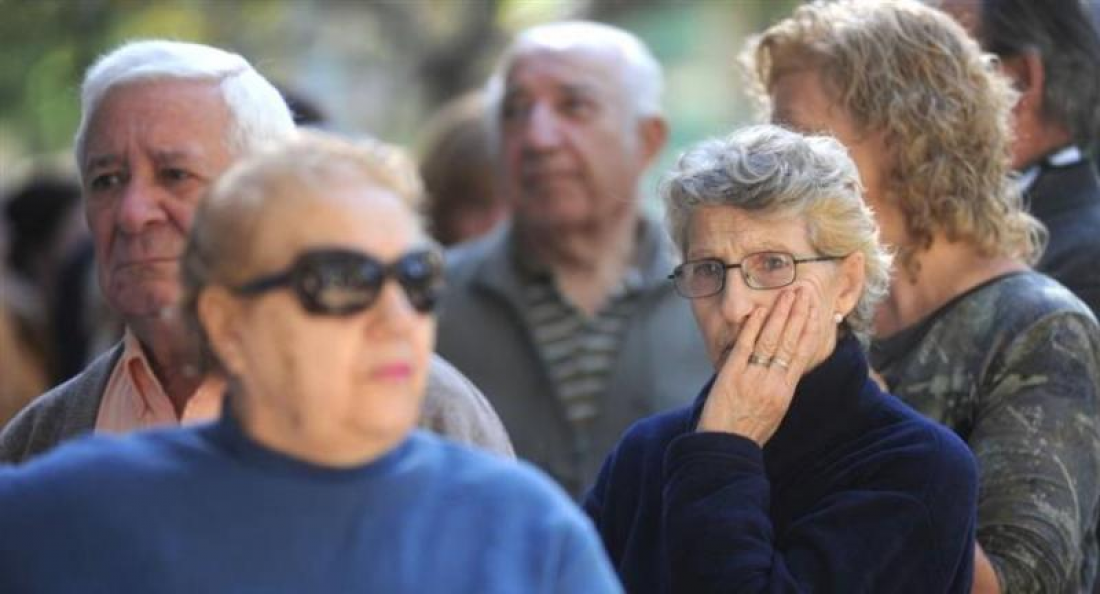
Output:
(871, 271), (1100, 594)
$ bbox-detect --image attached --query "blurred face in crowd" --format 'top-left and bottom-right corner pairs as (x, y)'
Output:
(685, 206), (863, 373)
(499, 47), (658, 233)
(200, 182), (435, 461)
(81, 79), (234, 322)
(770, 69), (908, 248)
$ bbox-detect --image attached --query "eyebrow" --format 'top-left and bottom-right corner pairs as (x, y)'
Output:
(83, 149), (202, 172)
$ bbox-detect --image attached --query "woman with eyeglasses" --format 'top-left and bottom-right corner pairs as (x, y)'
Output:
(749, 2), (1100, 593)
(0, 132), (622, 594)
(584, 125), (979, 593)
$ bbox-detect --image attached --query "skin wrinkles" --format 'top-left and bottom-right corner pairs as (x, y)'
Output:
(82, 79), (234, 321)
(687, 206), (859, 374)
(501, 48), (648, 235)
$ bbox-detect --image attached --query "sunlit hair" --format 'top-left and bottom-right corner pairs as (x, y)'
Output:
(180, 130), (426, 372)
(663, 124), (892, 346)
(75, 39), (294, 171)
(745, 0), (1044, 274)
(483, 20), (664, 150)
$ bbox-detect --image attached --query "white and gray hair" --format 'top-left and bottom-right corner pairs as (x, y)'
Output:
(74, 39), (295, 170)
(663, 124), (892, 345)
(483, 20), (664, 143)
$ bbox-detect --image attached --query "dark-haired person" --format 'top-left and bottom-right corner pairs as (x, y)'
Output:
(941, 0), (1100, 317)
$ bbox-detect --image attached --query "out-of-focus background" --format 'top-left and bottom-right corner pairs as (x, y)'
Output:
(0, 0), (799, 188)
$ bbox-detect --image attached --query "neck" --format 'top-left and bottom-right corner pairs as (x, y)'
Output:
(230, 395), (403, 468)
(128, 315), (204, 416)
(1015, 125), (1074, 170)
(519, 208), (640, 316)
(874, 239), (1026, 337)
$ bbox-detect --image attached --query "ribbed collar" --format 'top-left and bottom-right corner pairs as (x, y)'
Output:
(688, 334), (872, 481)
(201, 405), (418, 483)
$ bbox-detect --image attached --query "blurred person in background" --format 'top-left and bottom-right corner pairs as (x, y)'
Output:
(0, 132), (622, 594)
(436, 21), (710, 497)
(939, 0), (1100, 317)
(750, 1), (1100, 592)
(1, 175), (88, 424)
(0, 39), (513, 465)
(418, 90), (510, 246)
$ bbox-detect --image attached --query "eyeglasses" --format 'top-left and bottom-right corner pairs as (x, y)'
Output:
(233, 248), (443, 316)
(668, 251), (844, 299)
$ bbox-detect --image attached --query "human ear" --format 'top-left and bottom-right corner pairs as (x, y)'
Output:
(636, 115), (669, 168)
(833, 251), (865, 318)
(1000, 51), (1045, 117)
(198, 286), (247, 377)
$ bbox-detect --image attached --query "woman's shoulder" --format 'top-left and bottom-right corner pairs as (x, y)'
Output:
(942, 271), (1093, 327)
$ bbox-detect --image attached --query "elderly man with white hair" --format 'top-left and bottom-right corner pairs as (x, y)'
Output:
(437, 21), (710, 496)
(0, 39), (513, 463)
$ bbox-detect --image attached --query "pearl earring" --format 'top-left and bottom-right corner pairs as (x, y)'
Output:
(834, 312), (844, 324)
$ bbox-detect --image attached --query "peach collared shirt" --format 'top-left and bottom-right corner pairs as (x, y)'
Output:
(95, 329), (225, 434)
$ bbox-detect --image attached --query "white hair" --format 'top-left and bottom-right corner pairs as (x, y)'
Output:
(662, 124), (893, 346)
(74, 39), (295, 169)
(483, 21), (664, 145)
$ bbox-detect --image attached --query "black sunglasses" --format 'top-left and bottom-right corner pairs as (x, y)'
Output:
(232, 248), (443, 316)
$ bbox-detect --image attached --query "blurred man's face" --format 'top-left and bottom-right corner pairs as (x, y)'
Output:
(81, 79), (234, 322)
(499, 48), (648, 234)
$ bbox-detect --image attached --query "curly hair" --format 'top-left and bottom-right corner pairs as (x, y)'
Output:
(663, 124), (892, 346)
(745, 0), (1045, 275)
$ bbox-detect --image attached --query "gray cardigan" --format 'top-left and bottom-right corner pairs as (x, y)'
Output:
(0, 346), (514, 464)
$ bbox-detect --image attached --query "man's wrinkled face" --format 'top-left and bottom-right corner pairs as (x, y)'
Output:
(81, 79), (234, 322)
(499, 48), (646, 233)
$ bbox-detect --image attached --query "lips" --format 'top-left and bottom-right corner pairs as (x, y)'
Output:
(371, 362), (413, 381)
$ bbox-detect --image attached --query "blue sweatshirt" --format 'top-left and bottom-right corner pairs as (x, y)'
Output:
(0, 412), (622, 594)
(584, 335), (977, 593)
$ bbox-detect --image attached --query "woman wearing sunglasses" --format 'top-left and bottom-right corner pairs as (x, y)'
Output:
(584, 125), (979, 593)
(0, 132), (622, 593)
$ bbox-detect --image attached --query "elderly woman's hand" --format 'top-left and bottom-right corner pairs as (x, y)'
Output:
(696, 286), (822, 445)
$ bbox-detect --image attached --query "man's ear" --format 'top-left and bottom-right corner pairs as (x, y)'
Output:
(636, 115), (669, 169)
(1000, 50), (1045, 117)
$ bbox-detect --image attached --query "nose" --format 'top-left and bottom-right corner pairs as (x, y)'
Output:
(368, 280), (420, 334)
(523, 102), (563, 150)
(719, 271), (758, 326)
(116, 177), (168, 235)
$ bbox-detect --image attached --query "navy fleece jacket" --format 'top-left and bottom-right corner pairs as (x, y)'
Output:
(584, 335), (977, 593)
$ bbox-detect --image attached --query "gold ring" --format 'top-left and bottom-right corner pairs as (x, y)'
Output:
(772, 357), (791, 370)
(748, 353), (771, 366)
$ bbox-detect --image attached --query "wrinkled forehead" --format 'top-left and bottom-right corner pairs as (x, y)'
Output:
(504, 45), (627, 97)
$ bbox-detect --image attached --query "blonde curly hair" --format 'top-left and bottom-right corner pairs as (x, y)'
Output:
(745, 0), (1045, 276)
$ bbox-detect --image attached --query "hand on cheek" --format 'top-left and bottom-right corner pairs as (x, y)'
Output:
(697, 286), (821, 445)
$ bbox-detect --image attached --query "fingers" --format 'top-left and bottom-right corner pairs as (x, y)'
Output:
(753, 288), (797, 361)
(730, 305), (767, 373)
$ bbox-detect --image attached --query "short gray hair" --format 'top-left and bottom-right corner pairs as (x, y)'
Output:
(484, 21), (664, 141)
(662, 124), (892, 345)
(74, 39), (295, 169)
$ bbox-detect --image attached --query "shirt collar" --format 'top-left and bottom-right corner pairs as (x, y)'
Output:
(1017, 145), (1085, 193)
